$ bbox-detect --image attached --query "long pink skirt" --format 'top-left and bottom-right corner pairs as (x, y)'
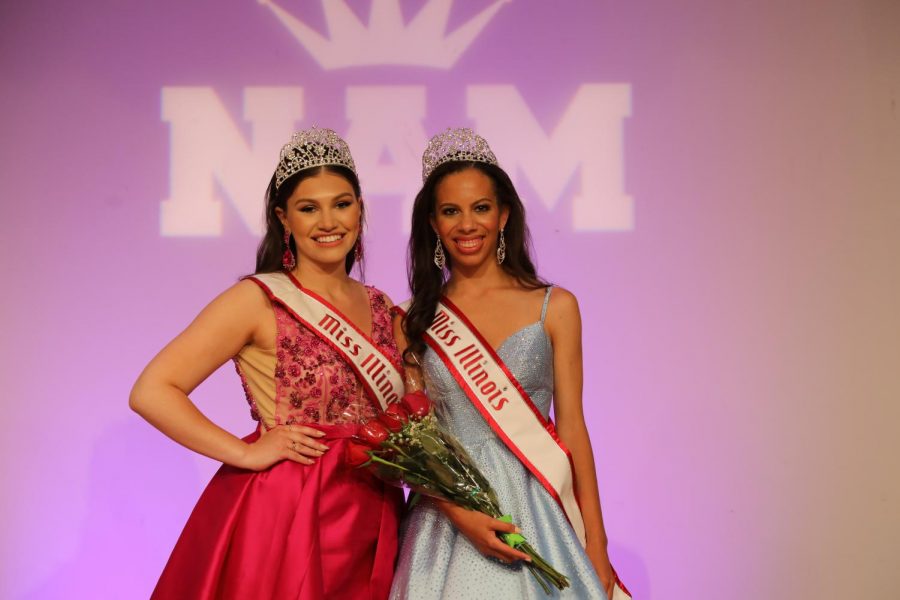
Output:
(152, 424), (403, 600)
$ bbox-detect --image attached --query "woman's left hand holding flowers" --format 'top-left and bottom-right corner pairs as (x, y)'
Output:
(345, 389), (572, 593)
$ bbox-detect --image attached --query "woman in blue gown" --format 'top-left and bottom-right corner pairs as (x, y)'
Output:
(389, 129), (617, 599)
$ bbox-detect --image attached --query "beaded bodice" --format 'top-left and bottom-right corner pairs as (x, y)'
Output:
(234, 286), (400, 428)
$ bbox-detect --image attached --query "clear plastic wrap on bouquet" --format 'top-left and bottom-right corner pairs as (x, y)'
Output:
(346, 391), (572, 594)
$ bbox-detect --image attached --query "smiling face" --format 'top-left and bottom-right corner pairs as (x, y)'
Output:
(276, 169), (361, 270)
(431, 168), (509, 271)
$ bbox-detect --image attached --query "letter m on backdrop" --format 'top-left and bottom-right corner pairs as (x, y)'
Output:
(468, 84), (633, 230)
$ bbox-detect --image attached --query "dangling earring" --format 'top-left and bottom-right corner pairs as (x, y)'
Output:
(497, 228), (506, 265)
(433, 236), (446, 270)
(282, 228), (296, 271)
(354, 215), (364, 262)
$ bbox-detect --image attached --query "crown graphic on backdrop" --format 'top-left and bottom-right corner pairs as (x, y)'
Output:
(258, 0), (511, 69)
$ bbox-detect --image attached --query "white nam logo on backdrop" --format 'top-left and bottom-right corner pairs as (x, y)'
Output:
(160, 0), (632, 236)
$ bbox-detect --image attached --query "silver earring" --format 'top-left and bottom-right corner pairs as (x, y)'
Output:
(434, 237), (446, 269)
(497, 228), (506, 265)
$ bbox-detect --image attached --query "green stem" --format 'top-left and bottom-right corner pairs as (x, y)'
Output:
(367, 455), (413, 472)
(524, 563), (553, 595)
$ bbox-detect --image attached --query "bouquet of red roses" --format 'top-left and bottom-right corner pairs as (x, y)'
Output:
(346, 391), (571, 594)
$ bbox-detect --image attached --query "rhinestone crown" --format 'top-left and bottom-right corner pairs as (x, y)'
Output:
(421, 127), (498, 182)
(275, 127), (357, 190)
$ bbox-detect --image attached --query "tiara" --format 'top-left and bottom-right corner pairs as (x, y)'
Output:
(275, 127), (357, 190)
(421, 127), (498, 182)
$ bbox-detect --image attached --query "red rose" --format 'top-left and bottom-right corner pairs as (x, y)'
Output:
(384, 403), (410, 428)
(379, 411), (404, 433)
(359, 421), (390, 447)
(345, 442), (372, 467)
(401, 391), (432, 420)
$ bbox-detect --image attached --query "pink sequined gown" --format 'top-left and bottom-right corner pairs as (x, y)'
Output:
(152, 283), (404, 600)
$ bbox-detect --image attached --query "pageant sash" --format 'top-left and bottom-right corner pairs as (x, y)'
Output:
(613, 573), (633, 600)
(249, 272), (403, 411)
(396, 297), (587, 546)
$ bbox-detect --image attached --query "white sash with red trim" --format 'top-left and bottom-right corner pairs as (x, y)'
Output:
(396, 297), (587, 547)
(250, 272), (403, 411)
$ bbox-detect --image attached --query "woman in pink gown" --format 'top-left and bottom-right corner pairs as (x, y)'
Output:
(130, 128), (404, 599)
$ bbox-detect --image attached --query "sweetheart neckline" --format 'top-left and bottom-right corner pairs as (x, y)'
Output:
(491, 321), (549, 355)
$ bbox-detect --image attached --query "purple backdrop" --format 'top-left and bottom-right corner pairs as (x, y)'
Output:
(2, 1), (898, 598)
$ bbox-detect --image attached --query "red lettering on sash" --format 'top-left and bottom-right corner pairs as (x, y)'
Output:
(469, 365), (488, 386)
(358, 351), (398, 402)
(394, 297), (585, 545)
(250, 273), (403, 412)
(432, 311), (450, 331)
(319, 315), (357, 357)
(455, 344), (485, 370)
(432, 312), (460, 346)
(449, 344), (507, 411)
(370, 362), (385, 378)
(438, 329), (460, 345)
(453, 344), (476, 363)
(319, 314), (341, 335)
(453, 343), (470, 357)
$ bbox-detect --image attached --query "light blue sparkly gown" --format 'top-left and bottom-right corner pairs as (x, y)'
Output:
(390, 288), (608, 599)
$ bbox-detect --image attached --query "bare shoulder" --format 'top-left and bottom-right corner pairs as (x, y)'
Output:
(547, 286), (580, 320)
(211, 278), (271, 312)
(544, 286), (581, 345)
(188, 278), (273, 338)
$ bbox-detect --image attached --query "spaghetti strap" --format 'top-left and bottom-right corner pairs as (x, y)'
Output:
(539, 286), (554, 323)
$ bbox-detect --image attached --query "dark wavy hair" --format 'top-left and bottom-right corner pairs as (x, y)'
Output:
(254, 165), (365, 276)
(402, 161), (546, 364)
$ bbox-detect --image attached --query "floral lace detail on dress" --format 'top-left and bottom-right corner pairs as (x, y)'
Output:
(271, 286), (400, 426)
(368, 289), (401, 366)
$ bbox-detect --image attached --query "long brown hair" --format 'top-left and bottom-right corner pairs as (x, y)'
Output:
(402, 161), (546, 364)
